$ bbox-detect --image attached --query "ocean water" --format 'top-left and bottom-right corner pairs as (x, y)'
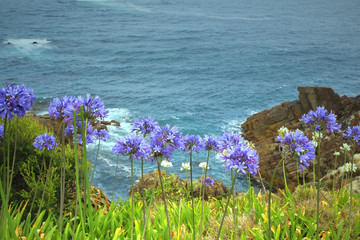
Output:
(1, 0), (360, 200)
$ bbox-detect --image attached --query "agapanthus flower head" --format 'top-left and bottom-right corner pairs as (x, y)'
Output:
(340, 143), (351, 152)
(276, 129), (315, 172)
(341, 163), (357, 173)
(199, 162), (210, 170)
(147, 137), (173, 162)
(203, 135), (220, 152)
(333, 151), (340, 156)
(300, 106), (341, 133)
(181, 162), (191, 171)
(77, 94), (109, 121)
(0, 124), (3, 138)
(203, 177), (214, 187)
(65, 122), (96, 145)
(182, 134), (205, 154)
(0, 124), (4, 144)
(132, 117), (159, 136)
(219, 132), (243, 151)
(112, 134), (151, 160)
(48, 96), (76, 120)
(343, 125), (360, 145)
(221, 141), (259, 176)
(161, 160), (173, 169)
(94, 129), (110, 142)
(0, 82), (35, 120)
(33, 133), (58, 151)
(151, 124), (184, 147)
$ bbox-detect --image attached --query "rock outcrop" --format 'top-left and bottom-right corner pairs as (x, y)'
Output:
(241, 87), (360, 191)
(130, 170), (229, 200)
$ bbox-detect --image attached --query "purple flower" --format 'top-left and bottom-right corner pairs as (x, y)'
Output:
(77, 94), (109, 121)
(182, 135), (205, 154)
(300, 106), (341, 133)
(221, 141), (259, 176)
(150, 124), (183, 147)
(203, 135), (220, 152)
(112, 134), (151, 160)
(219, 132), (243, 151)
(0, 124), (4, 144)
(0, 82), (35, 120)
(48, 96), (76, 120)
(65, 122), (96, 145)
(203, 177), (214, 187)
(276, 129), (315, 172)
(343, 125), (360, 145)
(132, 117), (159, 136)
(94, 129), (110, 142)
(147, 124), (183, 161)
(148, 138), (175, 162)
(33, 133), (58, 151)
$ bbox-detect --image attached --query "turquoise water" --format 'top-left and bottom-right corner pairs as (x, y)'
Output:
(1, 0), (360, 199)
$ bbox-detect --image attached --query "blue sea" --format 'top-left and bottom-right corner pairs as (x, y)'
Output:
(1, 0), (360, 200)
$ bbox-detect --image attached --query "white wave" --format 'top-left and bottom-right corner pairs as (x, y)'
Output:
(4, 39), (51, 54)
(126, 2), (152, 13)
(75, 0), (152, 13)
(208, 16), (272, 21)
(221, 119), (244, 133)
(105, 107), (133, 134)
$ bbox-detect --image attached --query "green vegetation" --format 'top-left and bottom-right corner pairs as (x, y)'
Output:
(1, 113), (360, 239)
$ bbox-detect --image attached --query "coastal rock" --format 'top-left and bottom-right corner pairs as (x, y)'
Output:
(130, 170), (229, 200)
(241, 87), (360, 191)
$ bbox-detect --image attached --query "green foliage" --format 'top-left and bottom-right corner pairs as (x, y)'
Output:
(4, 186), (360, 239)
(0, 115), (78, 218)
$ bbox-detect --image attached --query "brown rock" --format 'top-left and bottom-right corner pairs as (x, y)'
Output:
(130, 171), (229, 200)
(241, 87), (360, 191)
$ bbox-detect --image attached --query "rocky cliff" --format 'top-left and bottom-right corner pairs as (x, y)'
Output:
(241, 87), (360, 190)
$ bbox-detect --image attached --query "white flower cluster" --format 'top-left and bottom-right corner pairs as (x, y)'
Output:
(333, 151), (340, 156)
(278, 126), (289, 138)
(312, 131), (323, 148)
(199, 162), (210, 170)
(340, 143), (351, 152)
(180, 162), (191, 171)
(340, 162), (357, 173)
(161, 160), (173, 169)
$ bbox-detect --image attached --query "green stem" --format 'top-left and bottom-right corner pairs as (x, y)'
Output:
(190, 151), (195, 240)
(7, 118), (18, 199)
(199, 150), (210, 240)
(112, 155), (120, 202)
(282, 157), (289, 195)
(157, 157), (172, 239)
(333, 156), (337, 192)
(141, 157), (146, 239)
(37, 154), (54, 218)
(29, 160), (45, 215)
(349, 141), (356, 240)
(59, 122), (66, 236)
(296, 163), (300, 186)
(73, 110), (86, 238)
(233, 176), (237, 240)
(90, 139), (101, 186)
(316, 136), (321, 240)
(80, 107), (93, 237)
(142, 167), (160, 240)
(268, 160), (283, 240)
(216, 171), (238, 240)
(131, 156), (134, 240)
